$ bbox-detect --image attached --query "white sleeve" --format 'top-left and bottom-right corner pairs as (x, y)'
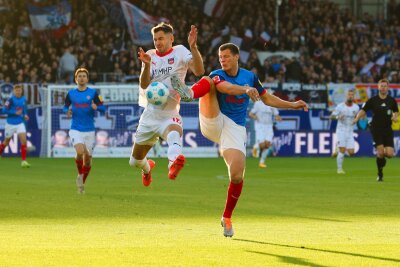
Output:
(272, 107), (279, 115)
(332, 104), (341, 117)
(177, 45), (192, 66)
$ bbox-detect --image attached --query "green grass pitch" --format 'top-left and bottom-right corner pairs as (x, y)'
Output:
(0, 157), (399, 266)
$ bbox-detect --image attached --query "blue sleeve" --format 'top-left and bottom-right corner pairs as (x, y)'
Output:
(63, 92), (71, 113)
(93, 92), (105, 112)
(2, 98), (14, 115)
(23, 98), (28, 116)
(253, 73), (266, 95)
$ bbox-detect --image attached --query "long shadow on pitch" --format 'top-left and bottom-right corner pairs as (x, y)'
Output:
(246, 250), (328, 267)
(235, 238), (400, 264)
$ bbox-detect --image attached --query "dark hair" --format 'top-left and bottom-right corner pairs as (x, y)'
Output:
(219, 43), (240, 55)
(151, 22), (174, 35)
(74, 67), (89, 80)
(378, 78), (389, 85)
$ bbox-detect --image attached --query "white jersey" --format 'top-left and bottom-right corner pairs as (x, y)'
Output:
(332, 102), (359, 132)
(250, 101), (279, 127)
(139, 45), (192, 112)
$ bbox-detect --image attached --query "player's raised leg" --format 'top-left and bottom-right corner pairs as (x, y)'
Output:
(129, 143), (154, 186)
(171, 75), (213, 102)
(162, 124), (185, 180)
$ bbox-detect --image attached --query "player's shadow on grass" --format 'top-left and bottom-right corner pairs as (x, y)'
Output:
(246, 250), (328, 267)
(235, 239), (400, 264)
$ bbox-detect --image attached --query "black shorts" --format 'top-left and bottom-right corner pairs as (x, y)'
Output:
(370, 127), (394, 147)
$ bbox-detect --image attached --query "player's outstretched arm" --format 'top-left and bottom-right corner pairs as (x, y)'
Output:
(188, 25), (205, 76)
(261, 93), (308, 111)
(215, 81), (260, 102)
(352, 109), (366, 124)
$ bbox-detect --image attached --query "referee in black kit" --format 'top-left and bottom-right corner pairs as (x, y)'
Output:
(353, 79), (399, 181)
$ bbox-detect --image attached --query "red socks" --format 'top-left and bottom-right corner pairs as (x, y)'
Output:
(192, 77), (212, 99)
(223, 180), (244, 218)
(82, 165), (91, 184)
(21, 144), (27, 160)
(0, 143), (5, 155)
(75, 159), (91, 184)
(75, 159), (83, 174)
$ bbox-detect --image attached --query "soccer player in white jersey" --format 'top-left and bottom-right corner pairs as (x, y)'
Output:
(249, 101), (281, 168)
(129, 23), (204, 186)
(331, 89), (359, 174)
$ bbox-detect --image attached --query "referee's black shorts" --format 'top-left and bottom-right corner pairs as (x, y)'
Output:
(370, 127), (394, 147)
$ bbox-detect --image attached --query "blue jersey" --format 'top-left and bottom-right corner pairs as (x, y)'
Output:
(63, 87), (105, 132)
(2, 95), (28, 125)
(209, 68), (266, 126)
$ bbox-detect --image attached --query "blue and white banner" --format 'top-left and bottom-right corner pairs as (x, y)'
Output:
(120, 0), (168, 46)
(272, 130), (400, 157)
(27, 0), (71, 30)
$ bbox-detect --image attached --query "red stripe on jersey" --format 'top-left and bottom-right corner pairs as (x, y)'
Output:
(156, 48), (174, 57)
(259, 89), (267, 96)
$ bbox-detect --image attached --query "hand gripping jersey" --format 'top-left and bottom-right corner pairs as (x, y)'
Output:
(139, 45), (193, 112)
(2, 95), (28, 125)
(63, 87), (105, 132)
(209, 68), (266, 126)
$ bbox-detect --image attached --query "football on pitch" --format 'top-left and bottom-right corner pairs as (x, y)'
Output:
(146, 82), (169, 106)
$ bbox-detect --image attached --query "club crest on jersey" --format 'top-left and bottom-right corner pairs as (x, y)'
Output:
(86, 96), (91, 100)
(168, 58), (174, 64)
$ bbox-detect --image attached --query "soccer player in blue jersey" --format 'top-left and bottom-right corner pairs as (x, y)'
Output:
(172, 43), (308, 237)
(0, 84), (31, 167)
(63, 68), (106, 194)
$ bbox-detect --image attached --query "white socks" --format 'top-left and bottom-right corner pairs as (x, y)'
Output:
(167, 131), (182, 168)
(260, 149), (269, 164)
(337, 152), (345, 170)
(129, 155), (150, 174)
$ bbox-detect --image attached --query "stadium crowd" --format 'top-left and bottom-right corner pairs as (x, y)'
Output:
(0, 0), (400, 84)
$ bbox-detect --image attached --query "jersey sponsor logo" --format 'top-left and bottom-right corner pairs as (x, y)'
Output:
(74, 103), (90, 108)
(168, 58), (174, 64)
(152, 66), (173, 76)
(225, 95), (245, 104)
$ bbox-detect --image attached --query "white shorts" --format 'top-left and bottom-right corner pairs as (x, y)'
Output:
(5, 123), (26, 138)
(69, 130), (96, 155)
(336, 130), (355, 149)
(199, 112), (246, 155)
(135, 109), (182, 146)
(255, 124), (274, 143)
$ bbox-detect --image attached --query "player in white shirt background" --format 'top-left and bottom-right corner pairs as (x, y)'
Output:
(249, 101), (281, 168)
(129, 22), (204, 186)
(330, 89), (359, 174)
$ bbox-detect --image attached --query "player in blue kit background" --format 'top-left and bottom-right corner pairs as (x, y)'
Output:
(172, 43), (308, 237)
(0, 84), (31, 167)
(63, 68), (106, 194)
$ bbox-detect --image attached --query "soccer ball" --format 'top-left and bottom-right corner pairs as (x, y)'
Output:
(146, 82), (169, 106)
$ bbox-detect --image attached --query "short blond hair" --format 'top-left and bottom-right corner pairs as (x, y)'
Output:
(74, 67), (89, 80)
